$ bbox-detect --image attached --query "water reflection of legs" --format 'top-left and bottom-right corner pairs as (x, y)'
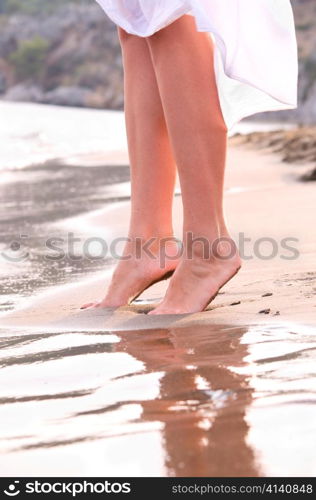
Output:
(115, 323), (258, 477)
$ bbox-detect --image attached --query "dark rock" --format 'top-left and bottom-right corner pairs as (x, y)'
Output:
(3, 82), (44, 101)
(42, 85), (92, 107)
(0, 4), (123, 109)
(262, 292), (273, 297)
(300, 167), (316, 181)
(0, 71), (6, 93)
(258, 308), (271, 314)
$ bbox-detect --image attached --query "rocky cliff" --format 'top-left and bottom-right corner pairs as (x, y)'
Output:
(0, 0), (315, 123)
(0, 1), (124, 109)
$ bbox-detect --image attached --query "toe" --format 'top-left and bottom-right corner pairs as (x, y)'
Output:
(80, 302), (99, 310)
(148, 306), (171, 315)
(148, 309), (157, 315)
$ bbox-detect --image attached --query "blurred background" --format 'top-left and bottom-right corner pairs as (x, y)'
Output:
(0, 0), (123, 109)
(0, 0), (315, 122)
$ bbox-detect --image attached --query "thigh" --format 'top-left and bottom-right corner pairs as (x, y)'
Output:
(146, 15), (225, 130)
(117, 28), (166, 121)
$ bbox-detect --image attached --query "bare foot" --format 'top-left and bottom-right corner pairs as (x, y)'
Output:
(149, 238), (242, 315)
(81, 237), (180, 309)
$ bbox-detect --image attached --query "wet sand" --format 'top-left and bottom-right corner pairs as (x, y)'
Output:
(1, 320), (315, 477)
(1, 142), (315, 328)
(0, 137), (316, 476)
(0, 160), (131, 313)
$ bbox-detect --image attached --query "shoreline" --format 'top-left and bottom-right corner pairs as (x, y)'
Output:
(1, 139), (315, 332)
(231, 126), (316, 181)
(0, 125), (315, 477)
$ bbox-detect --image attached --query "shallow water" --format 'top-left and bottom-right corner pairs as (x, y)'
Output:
(0, 100), (295, 171)
(0, 321), (315, 476)
(0, 161), (130, 313)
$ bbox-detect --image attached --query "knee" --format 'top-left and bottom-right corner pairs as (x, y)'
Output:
(145, 30), (166, 68)
(212, 116), (228, 135)
(117, 27), (133, 45)
(146, 26), (167, 49)
(146, 15), (193, 49)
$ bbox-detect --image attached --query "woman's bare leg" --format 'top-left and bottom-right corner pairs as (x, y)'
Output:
(146, 15), (241, 314)
(82, 29), (178, 309)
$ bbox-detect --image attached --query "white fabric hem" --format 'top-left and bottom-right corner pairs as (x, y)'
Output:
(95, 0), (298, 129)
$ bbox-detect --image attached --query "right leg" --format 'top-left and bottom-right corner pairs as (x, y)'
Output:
(82, 29), (178, 309)
(146, 16), (241, 314)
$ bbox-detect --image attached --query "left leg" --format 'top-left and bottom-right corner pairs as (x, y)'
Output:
(82, 29), (178, 309)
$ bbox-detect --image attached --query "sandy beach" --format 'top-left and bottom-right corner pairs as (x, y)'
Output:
(0, 102), (316, 477)
(1, 138), (315, 330)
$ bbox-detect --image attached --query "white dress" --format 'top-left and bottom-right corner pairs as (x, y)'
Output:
(95, 0), (298, 130)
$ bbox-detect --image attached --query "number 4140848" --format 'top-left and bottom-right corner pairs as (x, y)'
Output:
(265, 484), (313, 494)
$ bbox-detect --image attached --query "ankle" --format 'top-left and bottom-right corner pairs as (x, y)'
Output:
(123, 233), (180, 263)
(128, 225), (175, 241)
(182, 232), (239, 263)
